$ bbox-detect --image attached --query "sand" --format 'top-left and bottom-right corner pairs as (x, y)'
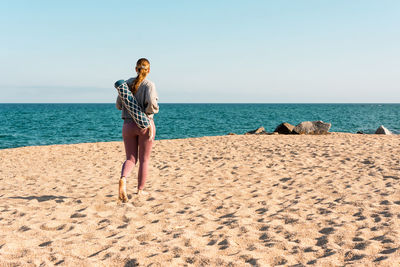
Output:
(0, 133), (399, 266)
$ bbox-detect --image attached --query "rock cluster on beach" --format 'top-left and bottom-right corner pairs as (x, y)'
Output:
(274, 122), (295, 134)
(244, 127), (267, 135)
(245, 120), (332, 135)
(375, 125), (392, 135)
(244, 122), (396, 136)
(292, 121), (331, 135)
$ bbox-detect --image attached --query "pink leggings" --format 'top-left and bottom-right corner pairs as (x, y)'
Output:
(121, 119), (155, 190)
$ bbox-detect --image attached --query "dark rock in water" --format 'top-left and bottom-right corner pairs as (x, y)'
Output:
(245, 127), (267, 135)
(292, 121), (331, 135)
(375, 125), (392, 135)
(274, 122), (295, 134)
(356, 131), (364, 134)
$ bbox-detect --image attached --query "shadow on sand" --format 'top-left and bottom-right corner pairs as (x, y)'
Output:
(8, 195), (68, 202)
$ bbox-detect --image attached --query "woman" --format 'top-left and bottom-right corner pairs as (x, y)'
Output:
(116, 58), (159, 202)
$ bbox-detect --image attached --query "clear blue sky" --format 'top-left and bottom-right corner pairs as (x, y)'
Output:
(1, 0), (399, 103)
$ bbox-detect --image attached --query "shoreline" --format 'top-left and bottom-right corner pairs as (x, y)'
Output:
(1, 131), (398, 151)
(1, 134), (399, 266)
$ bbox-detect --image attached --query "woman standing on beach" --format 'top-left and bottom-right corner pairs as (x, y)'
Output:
(116, 58), (159, 202)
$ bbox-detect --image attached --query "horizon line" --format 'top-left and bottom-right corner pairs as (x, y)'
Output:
(1, 102), (400, 105)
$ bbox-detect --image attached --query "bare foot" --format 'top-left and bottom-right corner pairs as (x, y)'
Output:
(118, 177), (128, 203)
(137, 189), (149, 196)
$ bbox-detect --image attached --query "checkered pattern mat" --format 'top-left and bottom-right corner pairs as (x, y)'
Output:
(114, 80), (151, 129)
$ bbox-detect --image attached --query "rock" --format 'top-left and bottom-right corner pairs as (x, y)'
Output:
(375, 125), (392, 135)
(227, 132), (237, 135)
(274, 122), (295, 134)
(245, 127), (267, 135)
(292, 121), (331, 135)
(356, 131), (364, 134)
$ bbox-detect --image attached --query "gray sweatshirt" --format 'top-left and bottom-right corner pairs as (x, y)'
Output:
(116, 78), (159, 119)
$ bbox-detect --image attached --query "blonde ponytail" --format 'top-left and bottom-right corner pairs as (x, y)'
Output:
(131, 58), (150, 94)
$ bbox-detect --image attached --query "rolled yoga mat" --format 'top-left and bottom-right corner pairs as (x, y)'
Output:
(114, 80), (153, 139)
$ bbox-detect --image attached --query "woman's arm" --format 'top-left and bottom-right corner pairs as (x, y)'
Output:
(145, 82), (159, 115)
(116, 96), (123, 110)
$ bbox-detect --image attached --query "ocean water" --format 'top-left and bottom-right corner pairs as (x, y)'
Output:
(0, 103), (399, 149)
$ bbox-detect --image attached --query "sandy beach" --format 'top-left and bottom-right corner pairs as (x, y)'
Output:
(0, 133), (399, 266)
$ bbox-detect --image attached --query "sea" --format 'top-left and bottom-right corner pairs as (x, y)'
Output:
(0, 103), (399, 149)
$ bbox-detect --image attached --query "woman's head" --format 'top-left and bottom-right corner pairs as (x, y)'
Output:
(131, 58), (150, 94)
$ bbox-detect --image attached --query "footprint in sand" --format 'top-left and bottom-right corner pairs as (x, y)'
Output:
(380, 247), (399, 255)
(38, 241), (52, 247)
(70, 212), (86, 218)
(344, 251), (365, 262)
(18, 225), (31, 232)
(40, 223), (67, 231)
(88, 246), (112, 258)
(217, 239), (229, 250)
(207, 239), (217, 246)
(172, 246), (183, 258)
(240, 255), (260, 266)
(98, 218), (111, 225)
(373, 256), (388, 263)
(353, 241), (369, 250)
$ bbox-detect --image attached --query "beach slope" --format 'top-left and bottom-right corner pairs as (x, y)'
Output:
(0, 133), (399, 266)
